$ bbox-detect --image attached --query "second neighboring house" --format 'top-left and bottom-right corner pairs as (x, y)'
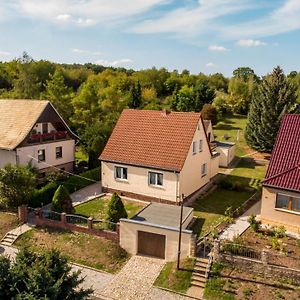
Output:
(0, 99), (78, 174)
(261, 114), (300, 233)
(100, 109), (220, 204)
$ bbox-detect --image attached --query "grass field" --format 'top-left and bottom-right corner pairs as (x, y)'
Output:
(213, 115), (249, 157)
(16, 227), (129, 273)
(0, 212), (19, 239)
(154, 258), (195, 293)
(75, 197), (145, 220)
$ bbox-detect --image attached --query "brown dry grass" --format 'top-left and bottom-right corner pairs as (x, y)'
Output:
(0, 212), (19, 239)
(16, 227), (129, 273)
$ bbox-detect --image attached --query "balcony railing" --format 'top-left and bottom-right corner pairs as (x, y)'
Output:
(28, 131), (68, 144)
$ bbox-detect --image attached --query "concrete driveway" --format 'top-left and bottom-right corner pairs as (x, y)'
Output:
(71, 182), (103, 206)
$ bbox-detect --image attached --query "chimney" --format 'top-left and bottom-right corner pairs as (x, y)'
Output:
(161, 108), (170, 116)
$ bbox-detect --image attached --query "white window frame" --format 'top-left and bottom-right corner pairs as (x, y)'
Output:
(148, 171), (163, 187)
(201, 163), (207, 177)
(199, 139), (203, 152)
(192, 141), (197, 155)
(56, 146), (62, 159)
(38, 149), (45, 162)
(114, 166), (128, 180)
(275, 193), (300, 213)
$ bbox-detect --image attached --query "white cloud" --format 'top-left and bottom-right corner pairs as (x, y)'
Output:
(0, 51), (11, 56)
(13, 0), (167, 27)
(208, 45), (229, 52)
(95, 58), (133, 67)
(206, 62), (216, 68)
(237, 39), (267, 47)
(133, 0), (254, 34)
(71, 48), (102, 55)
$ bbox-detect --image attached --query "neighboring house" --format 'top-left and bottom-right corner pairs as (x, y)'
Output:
(261, 114), (300, 233)
(0, 99), (78, 174)
(100, 109), (220, 204)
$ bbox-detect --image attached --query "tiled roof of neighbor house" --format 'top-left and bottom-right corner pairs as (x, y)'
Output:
(131, 203), (193, 229)
(0, 99), (49, 150)
(100, 109), (202, 172)
(263, 114), (300, 192)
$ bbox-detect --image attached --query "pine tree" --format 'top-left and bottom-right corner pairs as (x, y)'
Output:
(245, 66), (297, 153)
(52, 185), (74, 213)
(106, 193), (128, 224)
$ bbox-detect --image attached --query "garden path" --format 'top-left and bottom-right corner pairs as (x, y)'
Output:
(70, 182), (103, 206)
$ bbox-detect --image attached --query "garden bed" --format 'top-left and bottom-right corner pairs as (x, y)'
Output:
(15, 227), (129, 273)
(0, 212), (19, 239)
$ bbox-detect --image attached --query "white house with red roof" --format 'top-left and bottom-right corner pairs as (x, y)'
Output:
(261, 114), (300, 233)
(100, 109), (220, 204)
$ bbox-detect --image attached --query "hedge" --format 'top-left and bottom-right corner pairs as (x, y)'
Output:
(28, 167), (100, 208)
(63, 167), (100, 194)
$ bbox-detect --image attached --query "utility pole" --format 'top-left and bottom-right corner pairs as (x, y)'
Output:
(177, 194), (184, 270)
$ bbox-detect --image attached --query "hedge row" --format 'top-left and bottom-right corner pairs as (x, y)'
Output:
(28, 167), (100, 208)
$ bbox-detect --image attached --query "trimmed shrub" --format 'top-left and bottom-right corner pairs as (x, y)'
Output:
(106, 193), (128, 225)
(52, 185), (74, 213)
(29, 181), (58, 208)
(247, 214), (260, 232)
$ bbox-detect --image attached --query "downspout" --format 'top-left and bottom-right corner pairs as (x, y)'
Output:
(175, 171), (179, 204)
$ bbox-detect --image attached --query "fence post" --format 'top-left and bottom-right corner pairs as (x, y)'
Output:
(88, 217), (93, 230)
(18, 205), (28, 223)
(261, 250), (268, 266)
(61, 212), (66, 224)
(213, 239), (220, 261)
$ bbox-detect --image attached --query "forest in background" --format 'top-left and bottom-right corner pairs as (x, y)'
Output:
(1, 52), (300, 167)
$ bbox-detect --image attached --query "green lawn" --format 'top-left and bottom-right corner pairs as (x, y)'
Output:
(154, 258), (195, 293)
(213, 115), (249, 157)
(75, 197), (145, 220)
(16, 227), (129, 273)
(191, 188), (253, 237)
(75, 146), (88, 162)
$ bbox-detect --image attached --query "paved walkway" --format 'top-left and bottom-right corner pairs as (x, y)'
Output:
(70, 182), (103, 206)
(101, 256), (164, 300)
(219, 200), (261, 241)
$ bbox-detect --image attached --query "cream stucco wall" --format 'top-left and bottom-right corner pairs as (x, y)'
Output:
(120, 219), (193, 261)
(16, 139), (75, 170)
(205, 121), (214, 142)
(179, 120), (215, 198)
(102, 161), (179, 202)
(261, 187), (300, 233)
(216, 144), (236, 167)
(0, 149), (17, 168)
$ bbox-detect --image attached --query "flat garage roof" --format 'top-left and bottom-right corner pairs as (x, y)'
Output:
(131, 203), (193, 229)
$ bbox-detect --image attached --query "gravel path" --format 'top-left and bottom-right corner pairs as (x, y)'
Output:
(101, 256), (164, 300)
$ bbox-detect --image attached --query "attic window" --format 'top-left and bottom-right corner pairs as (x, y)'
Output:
(192, 141), (197, 154)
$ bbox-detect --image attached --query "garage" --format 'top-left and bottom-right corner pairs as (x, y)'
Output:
(137, 231), (166, 259)
(119, 202), (195, 261)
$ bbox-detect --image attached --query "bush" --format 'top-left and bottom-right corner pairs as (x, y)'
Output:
(201, 104), (218, 125)
(64, 167), (100, 194)
(29, 181), (58, 208)
(106, 193), (128, 227)
(248, 215), (260, 232)
(52, 185), (74, 213)
(272, 226), (286, 238)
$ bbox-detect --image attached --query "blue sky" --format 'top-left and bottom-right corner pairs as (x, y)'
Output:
(0, 0), (300, 76)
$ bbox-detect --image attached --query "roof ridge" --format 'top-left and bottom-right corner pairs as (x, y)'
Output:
(263, 164), (299, 183)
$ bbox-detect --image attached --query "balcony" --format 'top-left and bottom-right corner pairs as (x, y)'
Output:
(28, 131), (68, 144)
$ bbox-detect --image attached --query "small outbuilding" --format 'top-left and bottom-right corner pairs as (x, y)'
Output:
(119, 203), (195, 261)
(215, 141), (236, 167)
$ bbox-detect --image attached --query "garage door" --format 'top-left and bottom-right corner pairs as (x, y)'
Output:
(137, 231), (166, 259)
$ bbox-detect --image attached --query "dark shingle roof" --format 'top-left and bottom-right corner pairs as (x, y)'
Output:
(99, 109), (202, 172)
(263, 114), (300, 192)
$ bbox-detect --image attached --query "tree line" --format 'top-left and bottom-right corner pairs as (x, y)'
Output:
(0, 53), (299, 164)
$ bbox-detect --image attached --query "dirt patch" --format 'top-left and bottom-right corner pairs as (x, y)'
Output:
(16, 227), (129, 273)
(0, 212), (19, 239)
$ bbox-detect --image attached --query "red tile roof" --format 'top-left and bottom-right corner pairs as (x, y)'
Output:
(99, 109), (203, 172)
(263, 114), (300, 192)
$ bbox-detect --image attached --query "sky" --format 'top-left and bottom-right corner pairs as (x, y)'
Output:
(0, 0), (300, 76)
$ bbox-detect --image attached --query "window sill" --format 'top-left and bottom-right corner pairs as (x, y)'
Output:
(148, 184), (165, 190)
(275, 208), (300, 216)
(192, 152), (197, 155)
(201, 174), (207, 177)
(115, 178), (129, 183)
